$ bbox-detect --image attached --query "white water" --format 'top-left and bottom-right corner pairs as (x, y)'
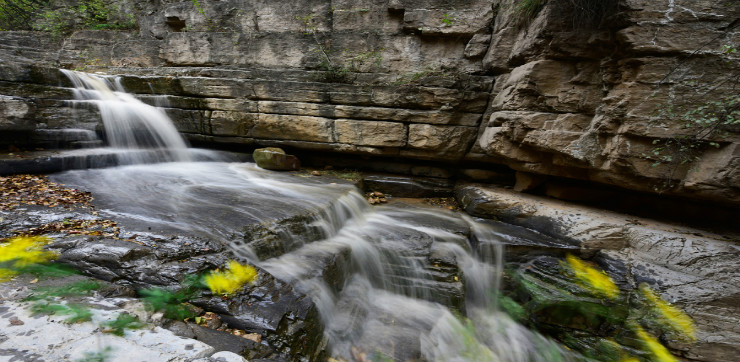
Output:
(61, 70), (192, 164)
(54, 70), (581, 362)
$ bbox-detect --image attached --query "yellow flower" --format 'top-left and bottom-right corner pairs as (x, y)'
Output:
(203, 260), (258, 295)
(640, 284), (696, 342)
(565, 254), (620, 300)
(0, 236), (56, 282)
(634, 325), (679, 362)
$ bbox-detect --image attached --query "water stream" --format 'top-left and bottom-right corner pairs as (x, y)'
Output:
(52, 70), (583, 362)
(61, 70), (192, 164)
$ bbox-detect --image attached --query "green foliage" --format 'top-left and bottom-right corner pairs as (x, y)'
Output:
(24, 280), (101, 301)
(454, 317), (497, 360)
(441, 12), (455, 26)
(514, 0), (547, 23)
(139, 275), (208, 320)
(497, 294), (527, 322)
(31, 6), (74, 38)
(102, 313), (145, 336)
(344, 49), (384, 73)
(190, 0), (205, 15)
(15, 262), (79, 278)
(140, 287), (199, 320)
(648, 94), (740, 189)
(722, 44), (737, 55)
(0, 0), (48, 30)
(643, 37), (740, 191)
(391, 66), (452, 86)
(76, 347), (114, 362)
(297, 12), (383, 83)
(0, 0), (137, 38)
(29, 300), (93, 323)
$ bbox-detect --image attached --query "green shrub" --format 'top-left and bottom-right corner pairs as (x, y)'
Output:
(0, 0), (49, 31)
(514, 0), (547, 23)
(1, 0), (137, 38)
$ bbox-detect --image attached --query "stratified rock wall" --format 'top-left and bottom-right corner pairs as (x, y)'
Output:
(473, 0), (740, 206)
(0, 0), (739, 206)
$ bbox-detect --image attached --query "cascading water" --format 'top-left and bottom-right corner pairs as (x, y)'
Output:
(51, 70), (584, 362)
(61, 70), (192, 164)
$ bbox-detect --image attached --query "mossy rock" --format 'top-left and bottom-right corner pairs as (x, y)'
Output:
(253, 147), (301, 171)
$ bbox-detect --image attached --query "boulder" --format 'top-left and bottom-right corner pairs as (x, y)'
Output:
(253, 148), (301, 171)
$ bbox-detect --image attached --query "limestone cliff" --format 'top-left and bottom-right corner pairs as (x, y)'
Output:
(1, 0), (739, 207)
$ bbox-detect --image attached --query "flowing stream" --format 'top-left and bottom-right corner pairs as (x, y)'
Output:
(53, 70), (583, 362)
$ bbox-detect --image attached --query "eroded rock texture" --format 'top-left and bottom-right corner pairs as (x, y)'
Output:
(1, 0), (739, 206)
(456, 183), (740, 361)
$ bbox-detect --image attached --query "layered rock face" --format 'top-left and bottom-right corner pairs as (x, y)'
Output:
(1, 0), (739, 207)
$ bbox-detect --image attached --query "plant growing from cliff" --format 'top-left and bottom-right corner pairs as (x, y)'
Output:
(297, 12), (383, 83)
(190, 0), (205, 15)
(391, 66), (455, 86)
(648, 94), (740, 185)
(513, 0), (618, 28)
(0, 0), (136, 38)
(441, 11), (455, 26)
(645, 34), (740, 191)
(513, 0), (547, 23)
(0, 0), (48, 30)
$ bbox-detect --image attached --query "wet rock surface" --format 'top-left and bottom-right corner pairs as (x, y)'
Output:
(0, 148), (252, 176)
(0, 163), (370, 361)
(456, 183), (740, 361)
(361, 174), (454, 198)
(1, 167), (739, 361)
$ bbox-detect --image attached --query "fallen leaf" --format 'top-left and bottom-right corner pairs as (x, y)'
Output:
(243, 333), (262, 343)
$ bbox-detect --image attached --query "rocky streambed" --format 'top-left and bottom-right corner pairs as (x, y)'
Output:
(1, 157), (738, 362)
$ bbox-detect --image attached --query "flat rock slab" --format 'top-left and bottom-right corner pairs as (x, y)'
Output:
(0, 276), (248, 362)
(0, 149), (250, 176)
(361, 174), (454, 198)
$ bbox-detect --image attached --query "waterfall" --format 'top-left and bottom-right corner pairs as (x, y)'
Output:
(50, 70), (581, 362)
(61, 70), (192, 164)
(254, 198), (577, 362)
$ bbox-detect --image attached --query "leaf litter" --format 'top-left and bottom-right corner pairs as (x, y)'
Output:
(1, 174), (121, 239)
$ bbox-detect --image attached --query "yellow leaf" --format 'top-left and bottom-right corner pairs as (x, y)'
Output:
(0, 236), (56, 265)
(203, 261), (258, 296)
(565, 254), (620, 300)
(634, 325), (679, 362)
(640, 284), (697, 342)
